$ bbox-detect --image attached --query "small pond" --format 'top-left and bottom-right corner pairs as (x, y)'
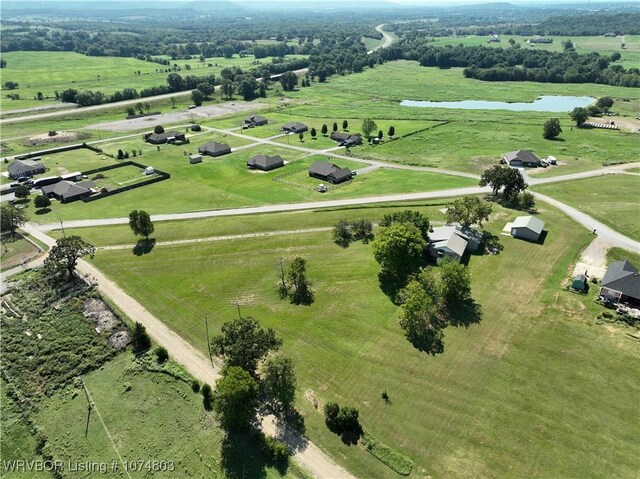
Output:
(400, 95), (595, 112)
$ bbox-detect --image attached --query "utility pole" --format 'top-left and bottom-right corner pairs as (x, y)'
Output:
(204, 316), (213, 367)
(236, 302), (242, 320)
(59, 217), (66, 237)
(80, 377), (92, 438)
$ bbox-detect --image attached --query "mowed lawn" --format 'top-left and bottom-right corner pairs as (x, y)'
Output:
(33, 353), (305, 479)
(533, 174), (640, 241)
(24, 135), (476, 223)
(91, 204), (639, 478)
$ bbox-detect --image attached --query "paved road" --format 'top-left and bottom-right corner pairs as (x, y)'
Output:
(16, 223), (356, 479)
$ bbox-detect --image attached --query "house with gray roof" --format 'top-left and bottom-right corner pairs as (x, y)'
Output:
(282, 122), (308, 134)
(41, 180), (94, 203)
(503, 150), (542, 168)
(8, 159), (46, 179)
(146, 130), (186, 145)
(245, 115), (268, 127)
(308, 161), (352, 184)
(330, 131), (362, 147)
(198, 141), (231, 157)
(428, 226), (470, 263)
(247, 154), (284, 171)
(510, 215), (545, 242)
(599, 260), (640, 306)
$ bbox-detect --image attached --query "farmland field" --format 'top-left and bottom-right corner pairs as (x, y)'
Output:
(533, 174), (640, 242)
(0, 51), (308, 111)
(90, 203), (640, 478)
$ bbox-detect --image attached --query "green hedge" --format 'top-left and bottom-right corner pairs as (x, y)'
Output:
(361, 431), (413, 476)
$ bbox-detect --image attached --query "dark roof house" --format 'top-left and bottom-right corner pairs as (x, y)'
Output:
(41, 180), (94, 203)
(599, 260), (640, 306)
(282, 122), (308, 134)
(146, 131), (186, 145)
(247, 155), (284, 171)
(7, 159), (46, 179)
(308, 161), (352, 184)
(503, 150), (542, 167)
(330, 131), (362, 147)
(245, 115), (268, 127)
(198, 141), (231, 157)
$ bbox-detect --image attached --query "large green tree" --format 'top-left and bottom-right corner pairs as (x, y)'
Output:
(0, 203), (28, 236)
(542, 118), (562, 139)
(191, 89), (205, 106)
(399, 281), (445, 355)
(439, 260), (472, 306)
(286, 256), (315, 305)
(570, 107), (589, 126)
(361, 118), (378, 139)
(372, 222), (426, 281)
(479, 166), (528, 199)
(129, 210), (154, 241)
(262, 355), (297, 414)
(445, 196), (493, 227)
(44, 236), (95, 280)
(279, 71), (298, 91)
(220, 79), (234, 100)
(211, 317), (282, 375)
(379, 210), (430, 242)
(212, 366), (259, 431)
(14, 185), (31, 201)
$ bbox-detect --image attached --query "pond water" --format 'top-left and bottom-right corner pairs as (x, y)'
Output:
(400, 95), (595, 112)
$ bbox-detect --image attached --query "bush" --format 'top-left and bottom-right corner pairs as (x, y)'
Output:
(154, 125), (165, 134)
(131, 322), (151, 353)
(154, 346), (169, 363)
(324, 402), (340, 428)
(263, 435), (290, 462)
(201, 383), (213, 410)
(191, 380), (201, 393)
(191, 124), (202, 131)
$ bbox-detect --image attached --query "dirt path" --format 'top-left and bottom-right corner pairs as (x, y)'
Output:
(18, 223), (356, 479)
(572, 236), (610, 279)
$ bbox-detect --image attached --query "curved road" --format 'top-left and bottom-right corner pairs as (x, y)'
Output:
(371, 24), (394, 52)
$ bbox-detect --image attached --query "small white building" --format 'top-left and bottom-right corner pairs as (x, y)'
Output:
(144, 166), (155, 175)
(510, 216), (545, 242)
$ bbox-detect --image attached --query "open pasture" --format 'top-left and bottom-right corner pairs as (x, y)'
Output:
(533, 173), (640, 242)
(0, 51), (308, 111)
(90, 202), (639, 479)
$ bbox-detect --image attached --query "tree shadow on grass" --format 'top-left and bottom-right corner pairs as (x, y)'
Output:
(378, 270), (408, 305)
(445, 300), (483, 329)
(34, 208), (52, 215)
(478, 231), (504, 256)
(133, 238), (155, 256)
(221, 429), (290, 479)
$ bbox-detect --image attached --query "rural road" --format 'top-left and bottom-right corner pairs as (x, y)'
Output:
(369, 24), (394, 53)
(16, 223), (356, 479)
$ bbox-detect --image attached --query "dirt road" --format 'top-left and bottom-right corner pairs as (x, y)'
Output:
(18, 224), (356, 479)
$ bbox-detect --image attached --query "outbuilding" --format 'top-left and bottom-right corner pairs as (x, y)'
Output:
(247, 154), (284, 171)
(189, 154), (203, 164)
(571, 274), (588, 293)
(510, 215), (545, 242)
(198, 141), (231, 157)
(245, 115), (268, 127)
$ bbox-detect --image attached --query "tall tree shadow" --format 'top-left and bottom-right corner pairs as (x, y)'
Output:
(133, 238), (155, 256)
(221, 429), (290, 479)
(445, 300), (483, 329)
(378, 270), (408, 305)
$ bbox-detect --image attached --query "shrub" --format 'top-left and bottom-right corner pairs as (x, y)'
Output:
(131, 322), (151, 353)
(154, 346), (169, 363)
(263, 435), (290, 462)
(191, 380), (201, 393)
(191, 124), (202, 131)
(201, 383), (213, 410)
(324, 402), (340, 428)
(154, 125), (165, 134)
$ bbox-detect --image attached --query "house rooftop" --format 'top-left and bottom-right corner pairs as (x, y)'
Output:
(511, 215), (545, 234)
(601, 260), (640, 300)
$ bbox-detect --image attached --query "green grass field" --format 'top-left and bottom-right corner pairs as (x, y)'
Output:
(0, 234), (40, 270)
(533, 174), (640, 242)
(0, 51), (308, 111)
(89, 203), (639, 478)
(32, 353), (303, 479)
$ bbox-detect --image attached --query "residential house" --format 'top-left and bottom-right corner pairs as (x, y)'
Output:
(510, 215), (545, 242)
(41, 180), (95, 203)
(247, 154), (284, 171)
(282, 122), (308, 134)
(308, 161), (353, 184)
(502, 150), (542, 167)
(244, 115), (268, 127)
(428, 226), (470, 263)
(198, 141), (231, 157)
(7, 159), (46, 179)
(330, 131), (362, 147)
(599, 260), (640, 306)
(146, 131), (187, 145)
